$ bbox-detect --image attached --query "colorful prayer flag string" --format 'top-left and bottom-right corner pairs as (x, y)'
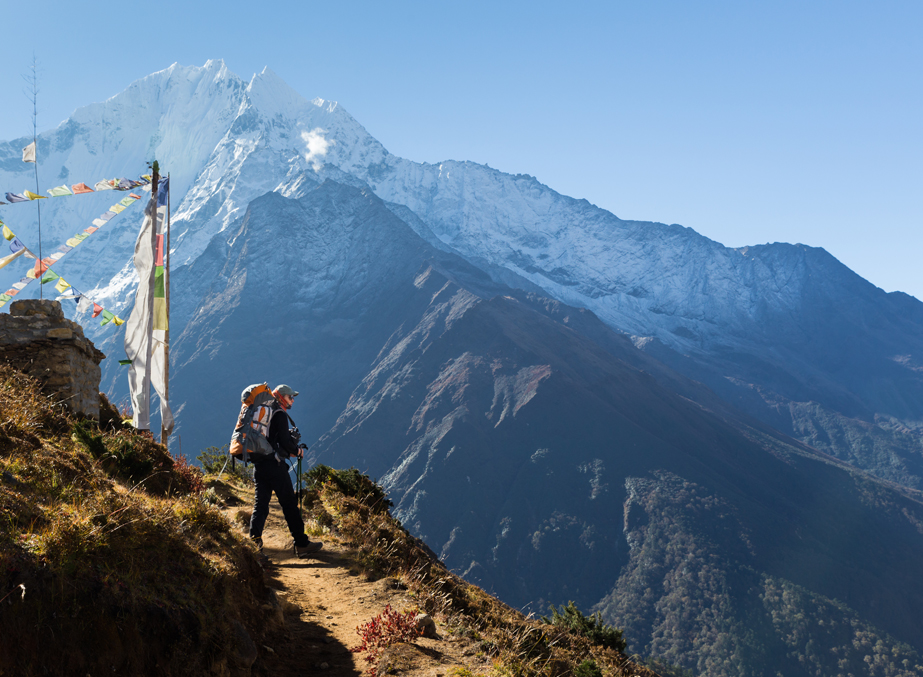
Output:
(0, 175), (150, 207)
(0, 189), (144, 326)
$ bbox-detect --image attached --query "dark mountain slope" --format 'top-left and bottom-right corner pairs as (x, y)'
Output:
(156, 177), (923, 675)
(309, 265), (923, 676)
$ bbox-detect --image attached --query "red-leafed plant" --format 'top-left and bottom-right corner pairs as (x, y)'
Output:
(352, 604), (422, 676)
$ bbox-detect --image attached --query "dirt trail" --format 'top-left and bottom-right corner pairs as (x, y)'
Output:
(224, 485), (488, 677)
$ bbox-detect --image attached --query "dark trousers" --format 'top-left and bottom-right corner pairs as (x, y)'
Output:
(249, 456), (309, 547)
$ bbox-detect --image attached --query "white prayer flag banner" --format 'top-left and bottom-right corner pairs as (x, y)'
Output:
(22, 141), (36, 163)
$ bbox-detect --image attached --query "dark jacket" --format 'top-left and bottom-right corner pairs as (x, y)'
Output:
(267, 404), (298, 458)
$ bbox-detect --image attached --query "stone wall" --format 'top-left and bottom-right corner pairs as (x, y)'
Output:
(0, 299), (105, 418)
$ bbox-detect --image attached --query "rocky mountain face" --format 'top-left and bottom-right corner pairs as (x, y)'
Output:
(2, 61), (920, 491)
(4, 62), (923, 674)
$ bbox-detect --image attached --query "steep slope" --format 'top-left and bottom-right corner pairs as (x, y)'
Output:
(0, 364), (272, 676)
(308, 265), (923, 676)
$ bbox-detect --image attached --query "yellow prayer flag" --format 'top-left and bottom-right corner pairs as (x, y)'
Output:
(2, 225), (13, 241)
(55, 278), (71, 294)
(113, 317), (125, 326)
(110, 204), (126, 214)
(24, 190), (46, 201)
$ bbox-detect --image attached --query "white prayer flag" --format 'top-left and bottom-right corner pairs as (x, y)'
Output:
(22, 141), (36, 163)
(125, 196), (158, 431)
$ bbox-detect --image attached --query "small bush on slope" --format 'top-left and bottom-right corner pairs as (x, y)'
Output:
(0, 365), (272, 676)
(543, 600), (627, 652)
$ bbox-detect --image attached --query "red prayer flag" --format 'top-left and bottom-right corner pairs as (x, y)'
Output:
(92, 303), (102, 318)
(129, 193), (141, 200)
(155, 234), (164, 267)
(33, 260), (48, 276)
(84, 226), (99, 235)
(71, 183), (94, 194)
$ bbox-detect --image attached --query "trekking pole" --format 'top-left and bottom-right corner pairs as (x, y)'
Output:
(297, 456), (303, 517)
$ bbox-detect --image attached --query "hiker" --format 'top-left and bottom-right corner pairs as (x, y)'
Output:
(248, 384), (323, 559)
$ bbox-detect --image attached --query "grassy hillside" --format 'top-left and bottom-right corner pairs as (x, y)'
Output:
(0, 364), (272, 675)
(0, 362), (657, 677)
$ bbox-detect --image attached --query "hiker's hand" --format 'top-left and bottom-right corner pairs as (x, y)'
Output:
(297, 442), (308, 459)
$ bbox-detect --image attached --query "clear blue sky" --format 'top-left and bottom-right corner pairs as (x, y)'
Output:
(2, 1), (920, 298)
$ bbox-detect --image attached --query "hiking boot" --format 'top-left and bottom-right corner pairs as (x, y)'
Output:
(294, 540), (323, 558)
(251, 536), (264, 553)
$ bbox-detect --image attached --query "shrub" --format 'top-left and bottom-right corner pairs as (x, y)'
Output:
(197, 445), (254, 485)
(542, 601), (626, 652)
(574, 659), (602, 677)
(72, 421), (154, 483)
(172, 454), (205, 494)
(351, 604), (422, 676)
(307, 465), (392, 510)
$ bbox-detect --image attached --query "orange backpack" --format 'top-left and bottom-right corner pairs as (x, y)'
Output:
(229, 383), (278, 461)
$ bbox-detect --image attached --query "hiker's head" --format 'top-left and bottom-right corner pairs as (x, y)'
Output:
(273, 384), (298, 410)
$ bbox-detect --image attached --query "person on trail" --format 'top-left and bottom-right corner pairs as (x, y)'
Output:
(248, 384), (323, 559)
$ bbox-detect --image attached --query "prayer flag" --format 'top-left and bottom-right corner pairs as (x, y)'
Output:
(24, 190), (46, 201)
(129, 193), (141, 200)
(84, 226), (99, 235)
(113, 316), (125, 326)
(111, 204), (126, 214)
(71, 183), (94, 194)
(0, 249), (24, 271)
(92, 303), (102, 318)
(40, 270), (60, 284)
(2, 225), (13, 241)
(47, 185), (73, 197)
(94, 180), (115, 191)
(119, 196), (135, 207)
(100, 310), (115, 326)
(22, 141), (36, 163)
(5, 192), (28, 203)
(54, 278), (71, 294)
(119, 359), (132, 365)
(32, 259), (48, 277)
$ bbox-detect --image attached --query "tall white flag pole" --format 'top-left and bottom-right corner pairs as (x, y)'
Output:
(23, 56), (42, 298)
(161, 174), (171, 445)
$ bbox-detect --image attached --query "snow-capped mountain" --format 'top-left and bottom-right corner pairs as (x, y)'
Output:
(2, 60), (923, 490)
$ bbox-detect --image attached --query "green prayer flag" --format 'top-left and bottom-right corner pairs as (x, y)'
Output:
(118, 359), (132, 365)
(40, 270), (60, 284)
(100, 309), (115, 326)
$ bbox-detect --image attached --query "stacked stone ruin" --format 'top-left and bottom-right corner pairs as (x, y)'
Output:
(0, 299), (105, 418)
